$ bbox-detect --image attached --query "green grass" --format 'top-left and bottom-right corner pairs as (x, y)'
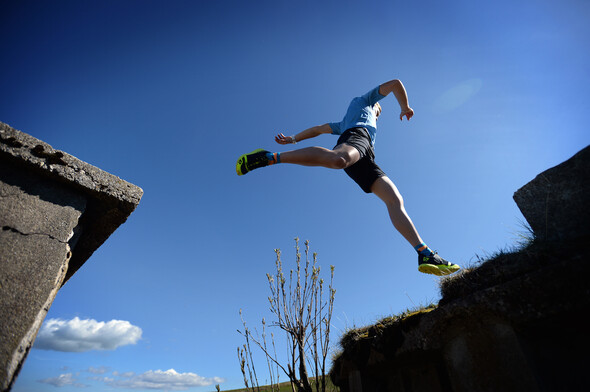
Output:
(219, 376), (338, 392)
(336, 303), (438, 354)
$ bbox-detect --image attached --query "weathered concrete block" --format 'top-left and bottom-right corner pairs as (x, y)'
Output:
(0, 122), (142, 391)
(513, 145), (590, 242)
(0, 161), (86, 243)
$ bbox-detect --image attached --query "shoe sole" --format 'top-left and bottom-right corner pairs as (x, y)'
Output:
(236, 148), (265, 176)
(418, 263), (460, 276)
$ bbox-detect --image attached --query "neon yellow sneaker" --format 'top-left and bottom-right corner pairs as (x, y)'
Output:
(236, 149), (270, 176)
(418, 253), (460, 276)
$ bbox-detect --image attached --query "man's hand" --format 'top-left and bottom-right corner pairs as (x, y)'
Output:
(275, 133), (294, 145)
(400, 107), (414, 121)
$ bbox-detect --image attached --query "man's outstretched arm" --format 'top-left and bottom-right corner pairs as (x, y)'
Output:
(275, 123), (332, 145)
(378, 79), (414, 121)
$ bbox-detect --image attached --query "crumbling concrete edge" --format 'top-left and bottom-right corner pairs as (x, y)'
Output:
(0, 122), (142, 206)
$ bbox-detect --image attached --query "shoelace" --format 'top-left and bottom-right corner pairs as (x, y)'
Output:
(432, 252), (452, 266)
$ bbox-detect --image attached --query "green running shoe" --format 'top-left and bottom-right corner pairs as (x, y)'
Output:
(236, 149), (270, 176)
(418, 253), (460, 276)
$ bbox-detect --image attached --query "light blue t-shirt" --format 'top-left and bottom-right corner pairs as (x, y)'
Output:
(329, 85), (386, 146)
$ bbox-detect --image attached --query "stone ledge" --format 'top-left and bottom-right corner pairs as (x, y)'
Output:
(1, 121), (143, 391)
(0, 121), (143, 283)
(513, 145), (590, 242)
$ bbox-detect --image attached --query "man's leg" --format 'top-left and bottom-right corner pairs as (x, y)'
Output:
(237, 144), (360, 175)
(370, 176), (423, 246)
(371, 176), (460, 275)
(280, 144), (360, 169)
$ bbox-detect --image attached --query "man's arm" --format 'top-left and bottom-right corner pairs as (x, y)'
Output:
(378, 79), (414, 121)
(275, 123), (332, 145)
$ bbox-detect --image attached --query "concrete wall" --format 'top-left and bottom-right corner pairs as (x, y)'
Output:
(0, 122), (142, 391)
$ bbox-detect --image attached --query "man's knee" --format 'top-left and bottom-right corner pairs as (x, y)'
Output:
(332, 150), (360, 169)
(386, 195), (404, 210)
(331, 145), (359, 169)
(372, 177), (404, 206)
(331, 155), (349, 169)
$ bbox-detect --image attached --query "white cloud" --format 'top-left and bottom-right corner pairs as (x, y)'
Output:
(34, 317), (142, 352)
(106, 369), (224, 391)
(38, 373), (87, 388)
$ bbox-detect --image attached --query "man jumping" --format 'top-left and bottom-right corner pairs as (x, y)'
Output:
(236, 79), (460, 276)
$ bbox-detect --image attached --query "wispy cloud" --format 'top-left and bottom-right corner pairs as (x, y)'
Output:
(105, 369), (224, 391)
(86, 366), (110, 374)
(38, 373), (87, 388)
(433, 78), (483, 114)
(34, 317), (142, 352)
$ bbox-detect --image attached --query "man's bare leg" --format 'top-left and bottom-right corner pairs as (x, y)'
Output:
(372, 176), (460, 275)
(370, 176), (423, 247)
(236, 144), (359, 175)
(280, 144), (360, 169)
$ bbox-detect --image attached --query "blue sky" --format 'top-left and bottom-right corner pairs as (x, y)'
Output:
(2, 0), (589, 390)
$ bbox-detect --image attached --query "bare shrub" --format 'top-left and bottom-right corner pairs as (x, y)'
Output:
(238, 238), (336, 392)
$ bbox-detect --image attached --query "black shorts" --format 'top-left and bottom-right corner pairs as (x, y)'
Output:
(334, 127), (386, 193)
